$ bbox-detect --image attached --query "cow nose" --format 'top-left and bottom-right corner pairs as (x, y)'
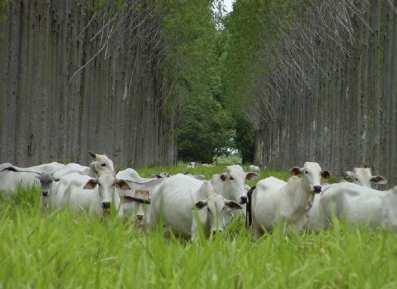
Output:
(102, 202), (111, 210)
(136, 215), (144, 221)
(240, 196), (248, 204)
(313, 186), (322, 193)
(42, 191), (49, 197)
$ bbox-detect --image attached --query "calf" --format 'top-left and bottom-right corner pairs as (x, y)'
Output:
(150, 174), (242, 239)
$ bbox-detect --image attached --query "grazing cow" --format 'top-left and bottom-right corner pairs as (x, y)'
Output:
(201, 163), (214, 168)
(344, 167), (387, 188)
(3, 162), (66, 175)
(248, 165), (261, 173)
(306, 167), (387, 231)
(0, 161), (80, 197)
(251, 162), (330, 236)
(0, 165), (41, 197)
(88, 152), (115, 176)
(150, 174), (242, 239)
(183, 172), (206, 180)
(40, 152), (118, 214)
(43, 172), (124, 215)
(212, 165), (258, 205)
(318, 182), (397, 231)
(187, 162), (197, 169)
(116, 169), (164, 225)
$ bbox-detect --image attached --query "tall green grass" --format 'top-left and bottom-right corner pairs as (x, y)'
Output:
(0, 167), (396, 289)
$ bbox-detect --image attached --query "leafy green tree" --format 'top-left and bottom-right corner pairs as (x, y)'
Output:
(158, 0), (235, 162)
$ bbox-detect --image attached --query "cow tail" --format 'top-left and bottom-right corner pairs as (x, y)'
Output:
(246, 186), (256, 228)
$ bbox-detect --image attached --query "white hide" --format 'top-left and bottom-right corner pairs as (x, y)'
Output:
(116, 169), (165, 225)
(251, 162), (328, 235)
(0, 169), (40, 197)
(150, 174), (242, 239)
(248, 165), (260, 173)
(345, 167), (387, 188)
(212, 165), (258, 204)
(318, 182), (397, 231)
(44, 172), (119, 215)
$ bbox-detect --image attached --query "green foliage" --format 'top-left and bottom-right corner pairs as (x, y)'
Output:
(234, 114), (255, 163)
(1, 166), (397, 289)
(0, 0), (9, 22)
(158, 0), (235, 162)
(177, 95), (234, 162)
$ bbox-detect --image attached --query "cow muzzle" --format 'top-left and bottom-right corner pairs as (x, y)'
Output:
(42, 191), (49, 197)
(102, 202), (111, 210)
(313, 186), (322, 194)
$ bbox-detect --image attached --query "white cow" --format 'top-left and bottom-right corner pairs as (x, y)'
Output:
(344, 167), (387, 187)
(317, 182), (397, 231)
(251, 162), (330, 236)
(306, 167), (387, 231)
(43, 172), (123, 215)
(0, 162), (65, 197)
(88, 152), (115, 176)
(41, 152), (118, 214)
(0, 166), (40, 197)
(212, 165), (258, 204)
(248, 165), (261, 173)
(116, 168), (165, 225)
(150, 174), (243, 239)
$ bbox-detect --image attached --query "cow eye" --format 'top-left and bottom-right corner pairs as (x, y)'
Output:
(304, 170), (309, 174)
(229, 176), (234, 181)
(101, 163), (106, 167)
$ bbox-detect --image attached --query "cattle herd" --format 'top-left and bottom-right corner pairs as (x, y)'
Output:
(0, 152), (396, 239)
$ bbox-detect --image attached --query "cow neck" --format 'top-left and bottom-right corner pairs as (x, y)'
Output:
(284, 176), (314, 221)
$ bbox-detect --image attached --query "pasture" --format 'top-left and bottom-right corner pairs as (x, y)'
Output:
(0, 165), (396, 289)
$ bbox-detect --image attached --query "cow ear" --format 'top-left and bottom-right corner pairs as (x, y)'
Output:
(370, 175), (387, 185)
(115, 180), (131, 190)
(225, 200), (242, 210)
(321, 171), (330, 179)
(291, 167), (301, 176)
(84, 179), (98, 190)
(220, 174), (227, 181)
(88, 151), (97, 159)
(195, 200), (207, 209)
(135, 190), (150, 200)
(246, 172), (258, 180)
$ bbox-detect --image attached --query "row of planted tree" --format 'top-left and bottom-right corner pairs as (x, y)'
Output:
(1, 0), (395, 184)
(226, 0), (397, 184)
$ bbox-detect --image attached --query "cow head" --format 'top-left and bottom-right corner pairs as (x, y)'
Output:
(345, 167), (387, 187)
(194, 181), (242, 235)
(115, 180), (153, 225)
(213, 165), (258, 205)
(83, 174), (118, 211)
(88, 152), (115, 176)
(39, 174), (59, 209)
(291, 162), (330, 194)
(39, 174), (59, 197)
